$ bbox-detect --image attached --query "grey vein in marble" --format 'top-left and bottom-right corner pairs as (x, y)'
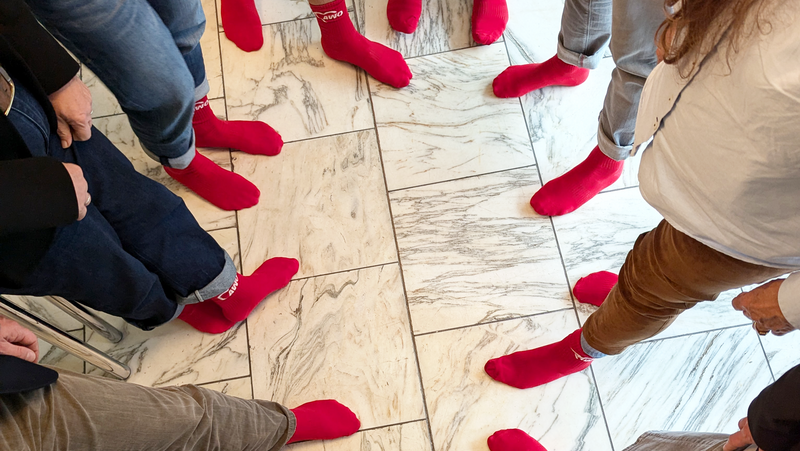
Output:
(593, 326), (773, 449)
(391, 167), (571, 334)
(247, 264), (425, 430)
(220, 18), (373, 142)
(416, 310), (611, 451)
(235, 130), (396, 278)
(373, 43), (533, 191)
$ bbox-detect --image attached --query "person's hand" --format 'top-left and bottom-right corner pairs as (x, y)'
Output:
(733, 280), (796, 336)
(0, 317), (39, 362)
(63, 163), (90, 220)
(722, 417), (760, 451)
(47, 75), (92, 148)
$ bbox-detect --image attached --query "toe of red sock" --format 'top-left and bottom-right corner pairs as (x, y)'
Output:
(288, 399), (360, 443)
(488, 429), (547, 451)
(573, 271), (618, 307)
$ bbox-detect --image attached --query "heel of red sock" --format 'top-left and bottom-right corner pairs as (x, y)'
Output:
(164, 153), (260, 211)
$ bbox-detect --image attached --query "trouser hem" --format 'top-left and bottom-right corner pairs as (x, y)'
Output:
(175, 252), (237, 305)
(557, 41), (606, 70)
(597, 121), (633, 161)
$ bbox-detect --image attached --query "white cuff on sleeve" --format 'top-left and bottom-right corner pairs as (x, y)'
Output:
(777, 272), (800, 330)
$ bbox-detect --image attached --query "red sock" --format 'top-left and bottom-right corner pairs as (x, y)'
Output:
(311, 0), (412, 88)
(164, 152), (260, 211)
(484, 329), (592, 389)
(493, 55), (589, 98)
(178, 302), (236, 334)
(387, 0), (421, 33)
(530, 146), (623, 216)
(471, 0), (508, 45)
(212, 257), (299, 322)
(287, 400), (361, 443)
(573, 271), (618, 307)
(220, 0), (263, 52)
(488, 429), (547, 451)
(193, 97), (283, 156)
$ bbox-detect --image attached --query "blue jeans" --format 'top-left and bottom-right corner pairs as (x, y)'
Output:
(557, 0), (664, 160)
(25, 0), (210, 169)
(1, 80), (236, 330)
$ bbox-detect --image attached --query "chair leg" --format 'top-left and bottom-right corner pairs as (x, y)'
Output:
(44, 296), (124, 343)
(0, 296), (131, 380)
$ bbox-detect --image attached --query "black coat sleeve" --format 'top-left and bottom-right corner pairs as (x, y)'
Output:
(0, 158), (77, 235)
(749, 364), (800, 451)
(0, 0), (78, 94)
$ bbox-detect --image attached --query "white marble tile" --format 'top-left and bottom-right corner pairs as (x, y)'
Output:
(760, 331), (800, 379)
(248, 264), (425, 429)
(287, 420), (431, 451)
(208, 227), (242, 272)
(593, 326), (773, 449)
(199, 376), (254, 399)
(201, 0), (225, 99)
(503, 0), (565, 65)
(85, 318), (250, 387)
(374, 43), (533, 191)
(93, 109), (237, 231)
(391, 167), (571, 334)
(38, 330), (86, 374)
(356, 0), (478, 59)
(416, 310), (612, 451)
(220, 17), (373, 143)
(236, 130), (396, 278)
(82, 67), (122, 118)
(2, 295), (83, 331)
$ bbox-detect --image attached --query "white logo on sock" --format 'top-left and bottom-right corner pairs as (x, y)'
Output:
(571, 348), (593, 363)
(194, 99), (209, 111)
(216, 275), (239, 301)
(314, 10), (344, 22)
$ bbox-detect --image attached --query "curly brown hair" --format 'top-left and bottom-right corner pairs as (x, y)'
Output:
(657, 0), (780, 73)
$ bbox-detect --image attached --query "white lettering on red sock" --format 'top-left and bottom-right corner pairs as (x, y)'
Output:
(313, 10), (344, 22)
(194, 99), (210, 111)
(216, 275), (239, 301)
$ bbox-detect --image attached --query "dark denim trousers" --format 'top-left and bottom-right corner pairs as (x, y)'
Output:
(1, 81), (234, 330)
(25, 0), (209, 169)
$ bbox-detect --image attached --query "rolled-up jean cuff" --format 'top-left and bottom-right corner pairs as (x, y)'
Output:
(557, 42), (606, 70)
(580, 332), (607, 359)
(597, 121), (633, 161)
(194, 77), (210, 102)
(141, 133), (197, 169)
(168, 304), (186, 322)
(176, 252), (238, 305)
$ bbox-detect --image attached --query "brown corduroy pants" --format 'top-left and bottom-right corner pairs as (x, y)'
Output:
(0, 368), (295, 451)
(583, 220), (792, 355)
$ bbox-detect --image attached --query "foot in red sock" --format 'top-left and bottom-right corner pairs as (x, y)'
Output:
(573, 271), (618, 307)
(387, 0), (422, 33)
(212, 257), (299, 322)
(488, 429), (547, 451)
(193, 97), (283, 156)
(164, 152), (260, 211)
(287, 400), (360, 443)
(178, 302), (236, 334)
(221, 0), (263, 51)
(472, 0), (508, 45)
(530, 146), (623, 216)
(484, 329), (592, 389)
(311, 0), (412, 88)
(493, 55), (589, 98)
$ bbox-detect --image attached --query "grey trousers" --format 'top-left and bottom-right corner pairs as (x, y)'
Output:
(0, 369), (296, 451)
(624, 432), (758, 451)
(557, 0), (665, 160)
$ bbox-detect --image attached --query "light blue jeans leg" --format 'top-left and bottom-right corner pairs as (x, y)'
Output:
(24, 0), (207, 168)
(596, 0), (664, 160)
(557, 0), (613, 69)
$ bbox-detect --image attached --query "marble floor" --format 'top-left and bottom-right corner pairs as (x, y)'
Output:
(15, 0), (800, 449)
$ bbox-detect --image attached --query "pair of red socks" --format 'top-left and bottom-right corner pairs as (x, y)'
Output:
(387, 0), (508, 44)
(178, 257), (299, 334)
(164, 96), (283, 211)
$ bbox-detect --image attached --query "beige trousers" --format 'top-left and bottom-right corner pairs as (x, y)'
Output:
(584, 220), (791, 355)
(623, 432), (758, 451)
(0, 368), (295, 451)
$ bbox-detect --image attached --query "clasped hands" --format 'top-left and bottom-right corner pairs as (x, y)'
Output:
(732, 279), (795, 336)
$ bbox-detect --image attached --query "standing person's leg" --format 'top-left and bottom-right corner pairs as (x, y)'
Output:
(0, 368), (360, 451)
(220, 0), (263, 51)
(492, 0), (611, 98)
(484, 220), (792, 389)
(309, 0), (413, 89)
(25, 0), (262, 211)
(529, 0), (664, 217)
(471, 0), (508, 45)
(485, 429), (733, 451)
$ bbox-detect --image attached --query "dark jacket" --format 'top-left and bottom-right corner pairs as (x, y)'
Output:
(0, 0), (81, 288)
(750, 364), (800, 451)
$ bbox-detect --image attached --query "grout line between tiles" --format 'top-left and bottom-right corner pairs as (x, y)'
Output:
(361, 45), (436, 451)
(196, 374), (252, 387)
(387, 164), (538, 194)
(756, 333), (777, 383)
(356, 417), (429, 434)
(412, 307), (576, 337)
(281, 127), (376, 146)
(289, 260), (400, 283)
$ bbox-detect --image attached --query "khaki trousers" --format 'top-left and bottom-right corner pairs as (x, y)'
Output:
(622, 432), (758, 451)
(0, 369), (295, 451)
(584, 220), (791, 355)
